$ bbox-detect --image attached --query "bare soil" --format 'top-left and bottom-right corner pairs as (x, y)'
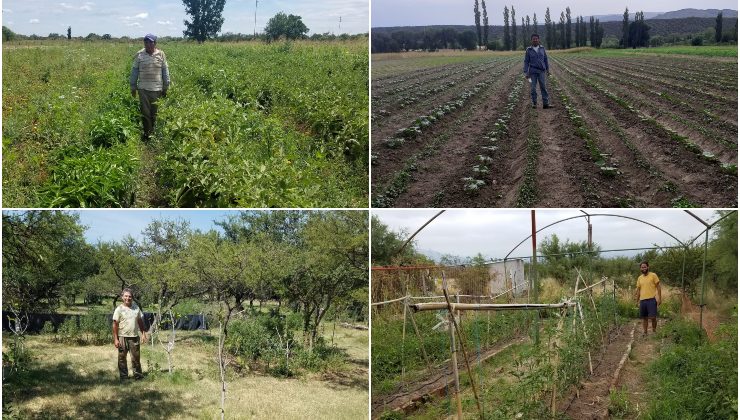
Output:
(371, 54), (739, 208)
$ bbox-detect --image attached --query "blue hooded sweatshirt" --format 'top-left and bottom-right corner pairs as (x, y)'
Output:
(523, 45), (549, 74)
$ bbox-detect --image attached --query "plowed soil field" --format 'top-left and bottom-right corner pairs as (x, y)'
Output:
(371, 50), (738, 208)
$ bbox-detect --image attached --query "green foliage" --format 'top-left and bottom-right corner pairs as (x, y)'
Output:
(264, 12), (309, 40)
(40, 321), (55, 336)
(39, 142), (139, 207)
(3, 211), (95, 313)
(182, 0), (226, 43)
(608, 386), (632, 417)
(56, 313), (110, 345)
(3, 40), (368, 208)
(3, 26), (16, 42)
(371, 215), (426, 266)
(646, 318), (737, 419)
(708, 210), (737, 291)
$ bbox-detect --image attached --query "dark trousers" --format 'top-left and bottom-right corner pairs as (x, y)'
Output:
(138, 89), (162, 139)
(118, 336), (143, 379)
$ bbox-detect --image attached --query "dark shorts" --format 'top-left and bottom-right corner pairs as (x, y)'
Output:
(639, 298), (658, 318)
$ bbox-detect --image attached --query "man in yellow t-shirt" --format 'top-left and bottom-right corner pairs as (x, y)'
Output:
(112, 288), (148, 380)
(634, 261), (661, 337)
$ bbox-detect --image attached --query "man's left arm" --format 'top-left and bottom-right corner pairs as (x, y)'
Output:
(656, 279), (662, 305)
(137, 314), (148, 341)
(544, 50), (550, 75)
(161, 53), (170, 96)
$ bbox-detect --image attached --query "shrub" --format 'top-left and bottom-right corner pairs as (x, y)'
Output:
(40, 321), (55, 336)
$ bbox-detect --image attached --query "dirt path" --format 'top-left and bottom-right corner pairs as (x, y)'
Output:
(371, 336), (527, 418)
(134, 144), (167, 207)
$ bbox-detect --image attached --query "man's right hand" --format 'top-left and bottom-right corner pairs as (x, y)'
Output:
(114, 338), (120, 348)
(131, 89), (137, 98)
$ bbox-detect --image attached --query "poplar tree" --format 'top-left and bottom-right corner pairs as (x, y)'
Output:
(511, 6), (517, 50)
(503, 6), (511, 50)
(474, 0), (482, 48)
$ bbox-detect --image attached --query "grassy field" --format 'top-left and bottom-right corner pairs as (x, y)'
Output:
(550, 44), (738, 58)
(3, 325), (368, 419)
(3, 39), (368, 207)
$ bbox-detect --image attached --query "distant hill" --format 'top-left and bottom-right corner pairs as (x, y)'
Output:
(653, 8), (738, 19)
(373, 16), (738, 39)
(591, 12), (662, 22)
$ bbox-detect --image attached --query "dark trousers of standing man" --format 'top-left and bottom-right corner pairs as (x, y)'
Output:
(138, 89), (163, 139)
(118, 336), (143, 379)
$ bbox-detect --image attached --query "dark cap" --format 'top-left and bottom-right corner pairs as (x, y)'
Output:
(144, 33), (157, 42)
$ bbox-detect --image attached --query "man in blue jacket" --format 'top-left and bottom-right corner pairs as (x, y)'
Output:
(523, 34), (552, 109)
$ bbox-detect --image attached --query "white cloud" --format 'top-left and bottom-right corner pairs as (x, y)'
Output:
(2, 8), (12, 13)
(29, 18), (40, 23)
(123, 12), (149, 23)
(60, 2), (93, 11)
(157, 20), (173, 25)
(134, 12), (148, 19)
(126, 22), (142, 27)
(7, 21), (14, 25)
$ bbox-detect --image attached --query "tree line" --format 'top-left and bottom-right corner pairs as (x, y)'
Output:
(2, 1), (328, 43)
(372, 5), (738, 53)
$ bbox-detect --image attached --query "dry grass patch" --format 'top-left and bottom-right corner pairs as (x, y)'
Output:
(3, 325), (367, 420)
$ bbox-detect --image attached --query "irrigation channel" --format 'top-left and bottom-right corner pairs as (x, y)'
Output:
(370, 210), (732, 419)
(371, 52), (738, 208)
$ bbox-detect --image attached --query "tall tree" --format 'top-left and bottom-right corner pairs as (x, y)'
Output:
(565, 7), (572, 49)
(559, 11), (566, 49)
(474, 0), (482, 48)
(544, 8), (552, 49)
(589, 16), (595, 46)
(525, 15), (531, 48)
(521, 17), (526, 49)
(282, 211), (367, 349)
(533, 13), (539, 36)
(264, 12), (309, 40)
(511, 6), (517, 50)
(481, 0), (489, 47)
(715, 11), (723, 43)
(2, 211), (95, 313)
(595, 18), (604, 47)
(503, 6), (511, 51)
(182, 0), (226, 43)
(66, 26), (71, 40)
(621, 7), (629, 48)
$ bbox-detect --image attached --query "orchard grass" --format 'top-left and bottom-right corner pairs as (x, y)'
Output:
(3, 325), (367, 419)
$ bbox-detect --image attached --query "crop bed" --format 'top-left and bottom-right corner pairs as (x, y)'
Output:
(371, 50), (737, 207)
(3, 39), (368, 207)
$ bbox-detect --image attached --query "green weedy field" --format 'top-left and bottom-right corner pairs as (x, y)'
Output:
(2, 39), (368, 207)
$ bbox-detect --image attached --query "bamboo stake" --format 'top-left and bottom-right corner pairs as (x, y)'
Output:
(577, 302), (593, 375)
(443, 285), (484, 419)
(411, 302), (577, 312)
(406, 299), (432, 370)
(443, 272), (463, 419)
(550, 308), (565, 415)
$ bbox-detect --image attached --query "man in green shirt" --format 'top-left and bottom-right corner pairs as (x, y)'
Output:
(112, 288), (148, 380)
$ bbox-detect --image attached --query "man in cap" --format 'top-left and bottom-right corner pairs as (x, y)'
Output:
(130, 33), (170, 140)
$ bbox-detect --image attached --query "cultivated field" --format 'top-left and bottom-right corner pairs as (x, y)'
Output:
(370, 46), (738, 208)
(3, 325), (368, 419)
(3, 39), (368, 208)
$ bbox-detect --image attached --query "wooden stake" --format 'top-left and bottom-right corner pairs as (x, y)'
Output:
(577, 302), (593, 375)
(406, 299), (432, 370)
(443, 286), (484, 419)
(550, 308), (565, 415)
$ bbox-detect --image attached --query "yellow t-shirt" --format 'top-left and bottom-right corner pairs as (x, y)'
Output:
(112, 303), (142, 337)
(636, 272), (660, 300)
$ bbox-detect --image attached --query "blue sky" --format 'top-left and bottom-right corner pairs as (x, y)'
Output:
(76, 210), (230, 243)
(374, 209), (729, 260)
(372, 1), (737, 27)
(2, 0), (368, 37)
